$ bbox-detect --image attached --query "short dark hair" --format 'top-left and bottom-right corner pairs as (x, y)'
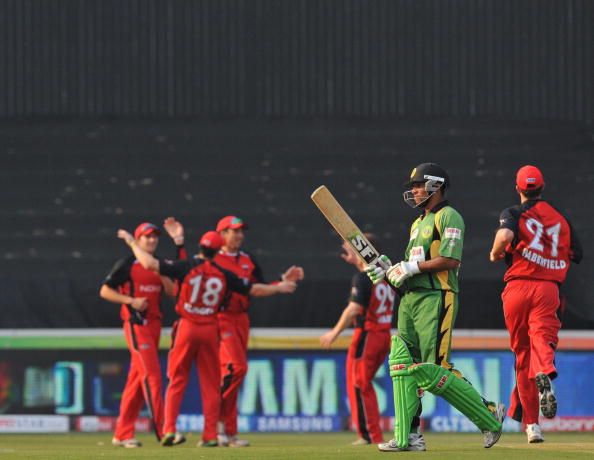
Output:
(201, 247), (218, 259)
(522, 187), (543, 199)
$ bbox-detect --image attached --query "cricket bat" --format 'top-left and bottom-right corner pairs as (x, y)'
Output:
(311, 185), (381, 266)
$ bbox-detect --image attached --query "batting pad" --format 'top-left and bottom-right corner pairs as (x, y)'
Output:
(408, 363), (502, 432)
(389, 335), (420, 448)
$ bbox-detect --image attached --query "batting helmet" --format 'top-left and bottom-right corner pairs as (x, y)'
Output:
(403, 163), (449, 208)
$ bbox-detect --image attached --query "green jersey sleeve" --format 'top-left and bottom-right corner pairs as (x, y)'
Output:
(435, 207), (464, 261)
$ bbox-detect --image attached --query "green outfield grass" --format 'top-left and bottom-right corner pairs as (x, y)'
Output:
(1, 432), (593, 459)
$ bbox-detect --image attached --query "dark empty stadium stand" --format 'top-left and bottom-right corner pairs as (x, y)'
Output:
(1, 119), (592, 328)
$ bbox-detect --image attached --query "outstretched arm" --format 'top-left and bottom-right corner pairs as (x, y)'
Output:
(250, 280), (297, 297)
(320, 302), (363, 349)
(117, 229), (160, 272)
(490, 228), (514, 262)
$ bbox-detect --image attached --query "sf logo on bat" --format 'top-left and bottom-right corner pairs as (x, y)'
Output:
(350, 234), (379, 264)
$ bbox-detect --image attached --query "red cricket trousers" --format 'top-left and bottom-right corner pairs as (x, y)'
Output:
(115, 320), (164, 440)
(164, 318), (221, 441)
(503, 279), (561, 424)
(346, 328), (390, 443)
(218, 311), (250, 436)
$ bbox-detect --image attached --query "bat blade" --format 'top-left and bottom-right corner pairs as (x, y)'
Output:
(311, 185), (380, 266)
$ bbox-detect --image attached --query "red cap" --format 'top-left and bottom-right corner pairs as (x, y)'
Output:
(199, 231), (224, 250)
(134, 222), (161, 239)
(516, 165), (545, 191)
(216, 215), (248, 232)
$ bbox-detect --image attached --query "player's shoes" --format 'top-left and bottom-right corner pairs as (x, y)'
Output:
(216, 421), (228, 447)
(161, 432), (186, 446)
(377, 433), (426, 452)
(377, 439), (407, 452)
(217, 433), (230, 447)
(483, 403), (506, 448)
(111, 437), (142, 448)
(197, 439), (218, 447)
(526, 423), (544, 443)
(407, 432), (427, 451)
(228, 435), (250, 447)
(536, 373), (557, 419)
(351, 438), (371, 446)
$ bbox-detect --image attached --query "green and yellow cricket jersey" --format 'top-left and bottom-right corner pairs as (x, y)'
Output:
(402, 200), (464, 293)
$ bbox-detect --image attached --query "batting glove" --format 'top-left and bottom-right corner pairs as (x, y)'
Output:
(386, 261), (421, 288)
(364, 255), (392, 285)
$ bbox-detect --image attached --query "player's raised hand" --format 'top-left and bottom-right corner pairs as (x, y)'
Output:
(364, 255), (392, 284)
(277, 280), (297, 294)
(386, 261), (421, 288)
(340, 241), (359, 266)
(130, 297), (148, 311)
(164, 217), (185, 244)
(319, 330), (337, 349)
(282, 265), (305, 282)
(117, 229), (135, 245)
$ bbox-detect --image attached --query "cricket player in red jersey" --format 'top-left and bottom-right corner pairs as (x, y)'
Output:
(100, 222), (174, 448)
(320, 237), (395, 445)
(117, 228), (297, 447)
(490, 165), (583, 443)
(163, 215), (304, 447)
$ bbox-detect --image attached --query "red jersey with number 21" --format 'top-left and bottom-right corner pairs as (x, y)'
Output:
(498, 200), (577, 284)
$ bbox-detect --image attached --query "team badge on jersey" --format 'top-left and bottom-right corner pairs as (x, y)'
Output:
(422, 226), (432, 238)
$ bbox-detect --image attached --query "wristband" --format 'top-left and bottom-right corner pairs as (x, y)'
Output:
(404, 260), (421, 275)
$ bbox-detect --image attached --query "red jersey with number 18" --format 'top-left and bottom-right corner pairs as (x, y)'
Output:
(498, 200), (581, 284)
(159, 257), (252, 325)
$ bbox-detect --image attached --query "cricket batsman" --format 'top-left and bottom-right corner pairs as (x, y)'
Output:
(365, 163), (505, 451)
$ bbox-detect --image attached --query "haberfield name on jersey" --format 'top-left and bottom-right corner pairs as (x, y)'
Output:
(183, 303), (215, 315)
(522, 248), (567, 270)
(138, 285), (162, 293)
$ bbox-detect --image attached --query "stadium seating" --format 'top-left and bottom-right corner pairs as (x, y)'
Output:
(1, 120), (592, 328)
